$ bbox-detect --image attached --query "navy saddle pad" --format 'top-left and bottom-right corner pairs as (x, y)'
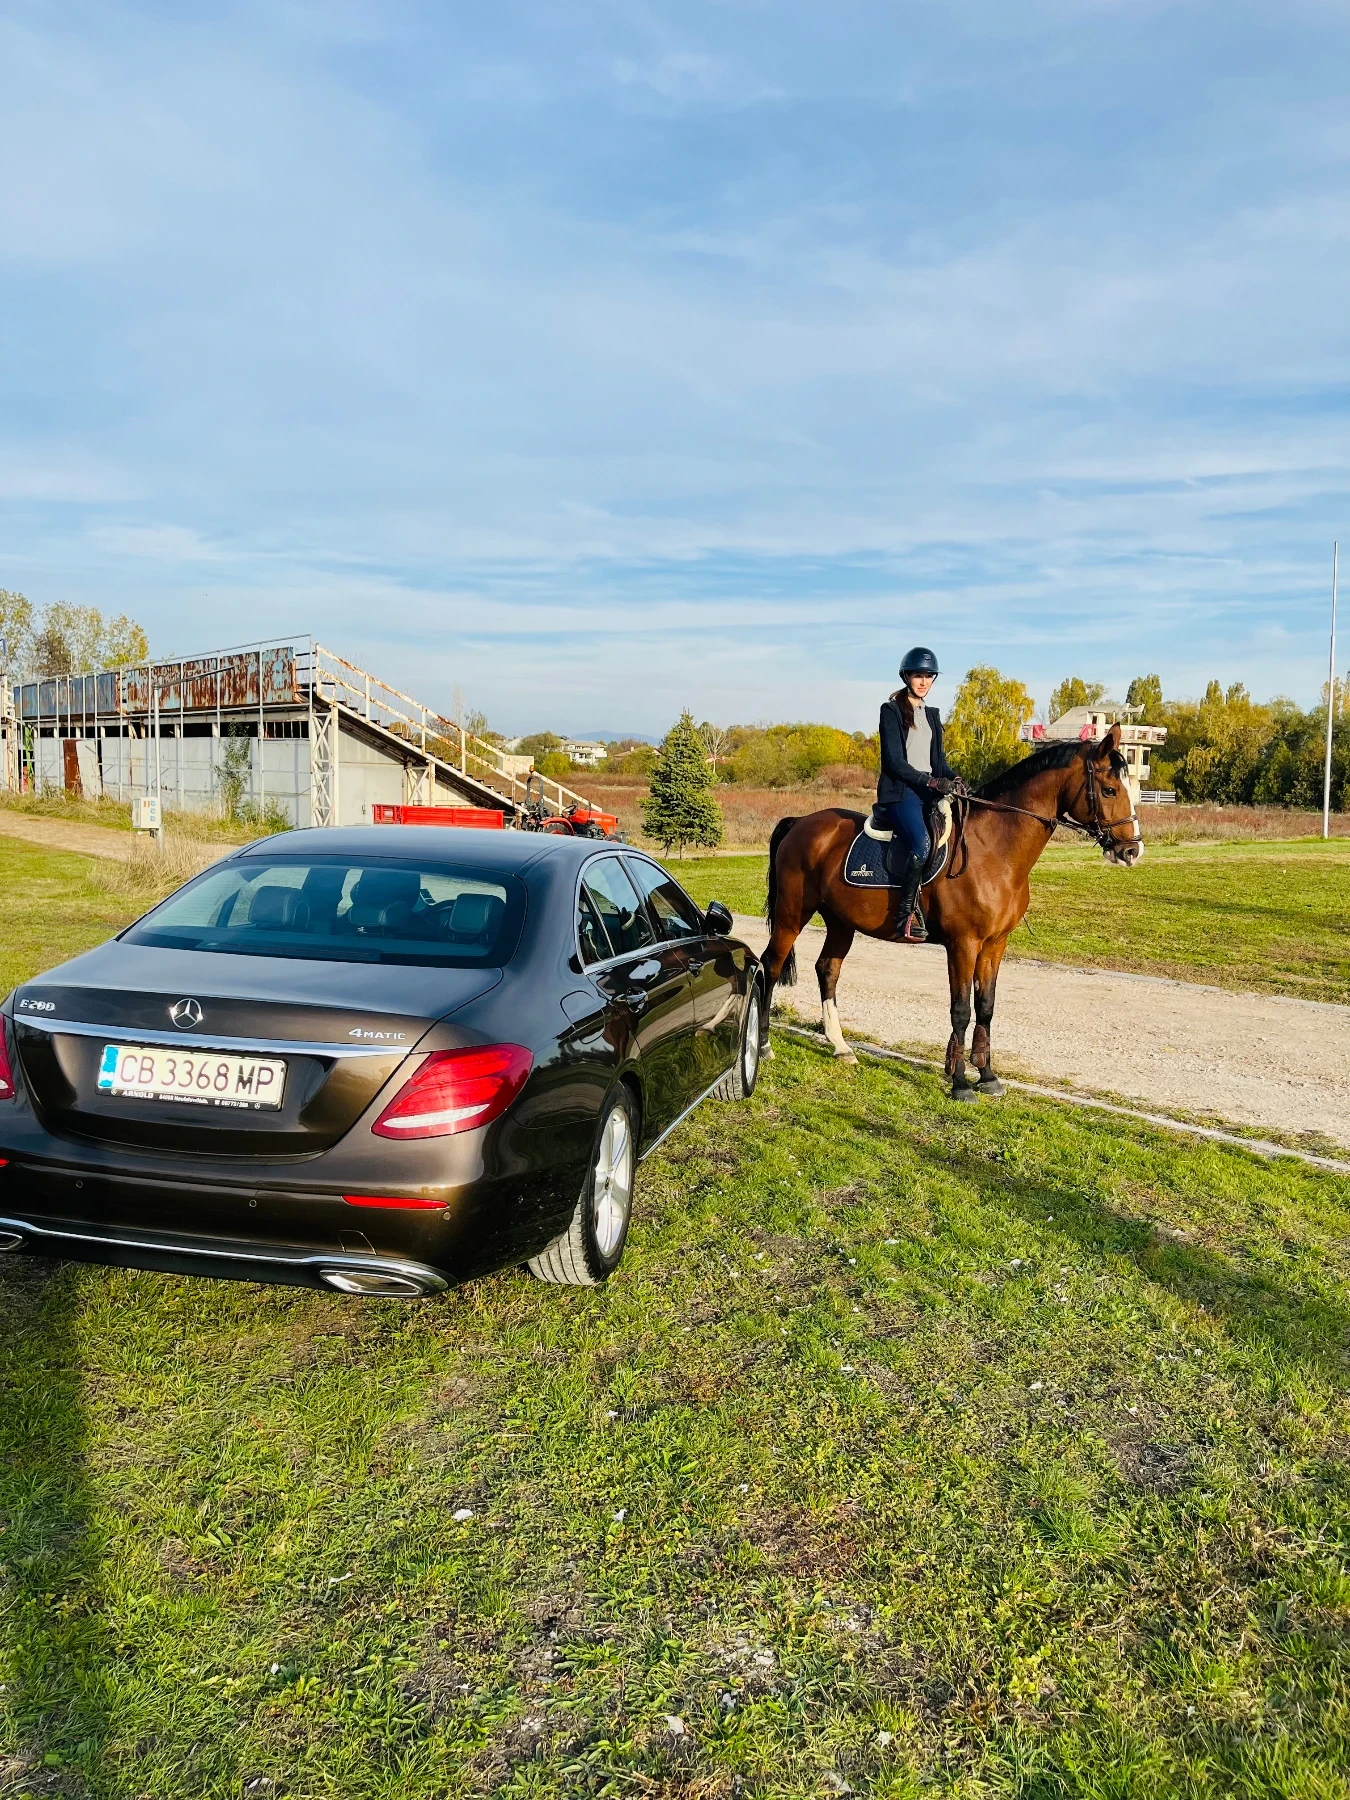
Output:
(843, 804), (952, 889)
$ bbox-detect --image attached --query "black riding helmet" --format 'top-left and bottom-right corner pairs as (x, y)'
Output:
(899, 646), (939, 678)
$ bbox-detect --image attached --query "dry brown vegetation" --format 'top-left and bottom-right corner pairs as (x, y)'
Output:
(582, 772), (1350, 852)
(586, 766), (877, 850)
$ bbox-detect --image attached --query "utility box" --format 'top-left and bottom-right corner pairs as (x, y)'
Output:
(132, 796), (162, 833)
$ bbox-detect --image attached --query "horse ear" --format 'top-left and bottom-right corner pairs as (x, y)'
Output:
(1094, 722), (1122, 757)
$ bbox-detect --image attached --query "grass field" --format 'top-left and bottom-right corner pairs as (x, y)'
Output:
(0, 839), (142, 997)
(4, 830), (1350, 1794)
(673, 838), (1350, 1005)
(0, 788), (265, 843)
(4, 1036), (1350, 1798)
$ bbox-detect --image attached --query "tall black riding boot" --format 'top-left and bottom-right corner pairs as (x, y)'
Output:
(886, 844), (927, 942)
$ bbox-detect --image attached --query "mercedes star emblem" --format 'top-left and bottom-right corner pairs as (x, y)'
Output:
(169, 998), (204, 1029)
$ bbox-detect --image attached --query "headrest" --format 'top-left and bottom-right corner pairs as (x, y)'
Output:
(447, 892), (503, 937)
(350, 869), (420, 909)
(249, 886), (309, 930)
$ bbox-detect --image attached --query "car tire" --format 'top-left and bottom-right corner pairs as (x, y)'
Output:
(527, 1085), (638, 1286)
(713, 986), (762, 1102)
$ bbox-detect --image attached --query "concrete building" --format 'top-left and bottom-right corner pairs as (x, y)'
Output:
(1, 639), (593, 827)
(1021, 701), (1168, 802)
(562, 740), (608, 768)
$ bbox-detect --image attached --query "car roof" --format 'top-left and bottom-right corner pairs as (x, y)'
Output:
(233, 826), (652, 874)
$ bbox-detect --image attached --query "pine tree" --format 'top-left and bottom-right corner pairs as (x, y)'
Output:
(640, 710), (724, 856)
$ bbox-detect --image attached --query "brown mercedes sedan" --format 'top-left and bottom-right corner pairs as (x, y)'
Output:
(0, 828), (762, 1297)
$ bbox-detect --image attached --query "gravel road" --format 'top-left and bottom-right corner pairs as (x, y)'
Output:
(733, 915), (1350, 1148)
(0, 812), (137, 859)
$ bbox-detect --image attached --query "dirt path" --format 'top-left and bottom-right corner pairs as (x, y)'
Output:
(0, 812), (136, 860)
(732, 915), (1350, 1149)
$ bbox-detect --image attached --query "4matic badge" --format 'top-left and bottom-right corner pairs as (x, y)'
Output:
(348, 1027), (407, 1040)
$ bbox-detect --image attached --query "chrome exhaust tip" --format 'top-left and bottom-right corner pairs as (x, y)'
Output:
(0, 1231), (24, 1252)
(318, 1267), (431, 1298)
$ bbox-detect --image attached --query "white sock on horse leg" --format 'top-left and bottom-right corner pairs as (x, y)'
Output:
(822, 997), (852, 1058)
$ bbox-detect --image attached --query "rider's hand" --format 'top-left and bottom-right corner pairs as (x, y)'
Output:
(928, 776), (957, 796)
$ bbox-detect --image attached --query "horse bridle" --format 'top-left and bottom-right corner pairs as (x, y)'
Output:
(959, 751), (1141, 854)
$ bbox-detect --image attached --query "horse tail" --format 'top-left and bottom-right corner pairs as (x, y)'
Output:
(765, 815), (799, 986)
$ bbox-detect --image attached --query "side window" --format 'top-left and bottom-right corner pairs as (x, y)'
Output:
(580, 858), (656, 959)
(577, 889), (612, 966)
(626, 858), (703, 943)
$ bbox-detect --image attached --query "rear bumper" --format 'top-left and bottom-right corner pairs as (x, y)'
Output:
(0, 1140), (582, 1292)
(0, 1211), (449, 1297)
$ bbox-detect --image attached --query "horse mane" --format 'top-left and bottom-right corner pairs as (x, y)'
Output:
(977, 739), (1087, 798)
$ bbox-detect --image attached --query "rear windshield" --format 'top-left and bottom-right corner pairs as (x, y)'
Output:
(122, 855), (527, 968)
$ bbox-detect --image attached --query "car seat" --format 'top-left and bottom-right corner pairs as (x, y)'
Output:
(248, 886), (311, 931)
(346, 869), (421, 934)
(442, 891), (505, 947)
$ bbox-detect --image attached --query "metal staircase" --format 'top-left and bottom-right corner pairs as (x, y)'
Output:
(303, 644), (593, 829)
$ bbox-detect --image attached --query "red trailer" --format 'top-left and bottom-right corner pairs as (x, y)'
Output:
(372, 804), (504, 829)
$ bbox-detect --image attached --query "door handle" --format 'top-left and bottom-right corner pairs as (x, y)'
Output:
(686, 958), (706, 975)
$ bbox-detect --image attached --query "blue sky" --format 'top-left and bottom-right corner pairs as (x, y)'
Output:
(3, 1), (1347, 736)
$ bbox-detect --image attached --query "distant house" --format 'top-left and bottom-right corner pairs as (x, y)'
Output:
(1022, 702), (1167, 801)
(563, 741), (608, 768)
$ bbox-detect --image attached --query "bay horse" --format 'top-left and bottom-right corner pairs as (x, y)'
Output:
(760, 725), (1143, 1100)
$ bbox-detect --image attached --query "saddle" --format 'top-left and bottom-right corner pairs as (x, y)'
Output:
(843, 798), (953, 889)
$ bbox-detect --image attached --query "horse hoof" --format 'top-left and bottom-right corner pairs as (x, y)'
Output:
(978, 1078), (1005, 1098)
(762, 1045), (775, 1061)
(835, 1051), (859, 1066)
(951, 1083), (980, 1104)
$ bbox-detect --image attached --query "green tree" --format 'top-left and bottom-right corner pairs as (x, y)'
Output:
(516, 730), (563, 757)
(29, 601), (149, 675)
(721, 722), (876, 788)
(0, 589), (33, 670)
(214, 726), (254, 823)
(102, 613), (149, 667)
(534, 750), (572, 779)
(1048, 676), (1107, 722)
(1174, 682), (1280, 804)
(944, 665), (1035, 786)
(604, 742), (655, 778)
(1125, 673), (1164, 724)
(640, 709), (724, 855)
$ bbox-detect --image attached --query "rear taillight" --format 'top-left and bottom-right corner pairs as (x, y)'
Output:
(371, 1044), (532, 1140)
(0, 1023), (16, 1101)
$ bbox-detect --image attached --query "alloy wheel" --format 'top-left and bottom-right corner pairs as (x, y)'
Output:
(742, 993), (761, 1089)
(591, 1104), (634, 1258)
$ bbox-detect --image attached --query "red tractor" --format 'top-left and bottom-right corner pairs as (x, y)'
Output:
(518, 774), (627, 840)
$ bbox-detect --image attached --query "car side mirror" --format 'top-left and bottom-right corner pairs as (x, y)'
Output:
(703, 901), (733, 936)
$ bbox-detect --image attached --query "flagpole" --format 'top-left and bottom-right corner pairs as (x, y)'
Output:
(1324, 541), (1339, 840)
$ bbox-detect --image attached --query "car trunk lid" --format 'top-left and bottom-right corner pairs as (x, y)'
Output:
(12, 945), (502, 1156)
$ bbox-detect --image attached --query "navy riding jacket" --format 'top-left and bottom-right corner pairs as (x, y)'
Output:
(877, 698), (954, 805)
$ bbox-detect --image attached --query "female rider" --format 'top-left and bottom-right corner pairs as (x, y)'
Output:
(876, 646), (961, 942)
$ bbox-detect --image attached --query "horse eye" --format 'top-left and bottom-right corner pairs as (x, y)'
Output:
(1101, 783), (1118, 796)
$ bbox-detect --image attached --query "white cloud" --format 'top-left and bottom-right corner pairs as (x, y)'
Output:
(0, 0), (1347, 725)
(90, 523), (230, 562)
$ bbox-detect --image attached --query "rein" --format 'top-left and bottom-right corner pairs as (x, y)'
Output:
(948, 754), (1141, 865)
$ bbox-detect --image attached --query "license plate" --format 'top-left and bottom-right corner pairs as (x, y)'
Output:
(97, 1043), (287, 1110)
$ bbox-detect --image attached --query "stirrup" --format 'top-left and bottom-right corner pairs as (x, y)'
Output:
(901, 905), (927, 943)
